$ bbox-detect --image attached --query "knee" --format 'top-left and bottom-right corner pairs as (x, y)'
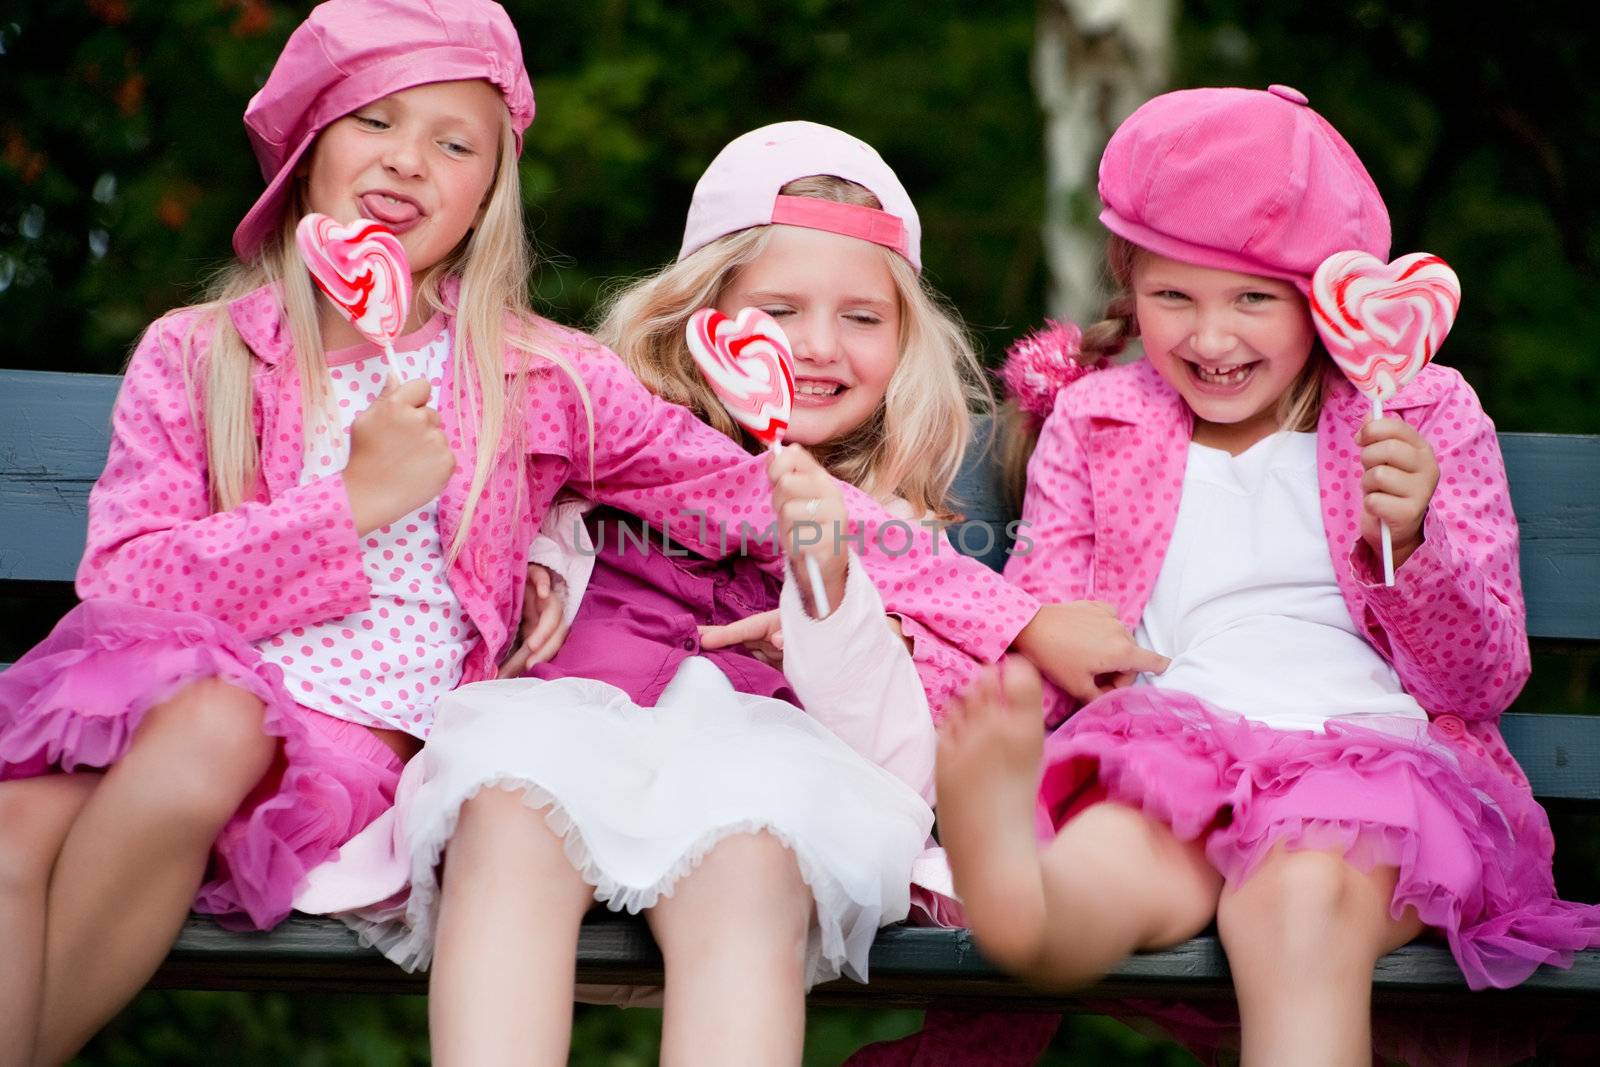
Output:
(138, 678), (275, 817)
(0, 785), (59, 896)
(693, 831), (812, 946)
(1217, 850), (1376, 969)
(446, 788), (584, 892)
(452, 787), (545, 856)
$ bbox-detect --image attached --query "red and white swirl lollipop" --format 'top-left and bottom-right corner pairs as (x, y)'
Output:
(1311, 250), (1461, 584)
(296, 213), (413, 377)
(686, 306), (829, 614)
(686, 307), (795, 446)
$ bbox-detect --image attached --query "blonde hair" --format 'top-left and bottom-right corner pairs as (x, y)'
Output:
(594, 175), (990, 519)
(1003, 234), (1328, 504)
(178, 112), (590, 560)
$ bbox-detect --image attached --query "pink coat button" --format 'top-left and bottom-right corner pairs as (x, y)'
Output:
(1268, 84), (1309, 105)
(1432, 714), (1467, 740)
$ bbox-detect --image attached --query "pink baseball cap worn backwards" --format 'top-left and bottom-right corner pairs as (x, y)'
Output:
(233, 0), (535, 259)
(1098, 85), (1390, 291)
(680, 121), (923, 272)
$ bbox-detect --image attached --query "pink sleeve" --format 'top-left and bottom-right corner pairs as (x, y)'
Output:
(1002, 394), (1095, 605)
(77, 315), (370, 642)
(779, 554), (936, 804)
(558, 344), (1040, 662)
(1001, 397), (1095, 723)
(1347, 378), (1529, 720)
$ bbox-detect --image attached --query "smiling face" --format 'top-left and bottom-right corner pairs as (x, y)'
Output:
(305, 79), (503, 288)
(1132, 251), (1318, 453)
(715, 224), (902, 446)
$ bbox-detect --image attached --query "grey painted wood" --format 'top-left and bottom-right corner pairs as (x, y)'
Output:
(159, 913), (1600, 1007)
(1500, 712), (1600, 804)
(1501, 433), (1600, 642)
(0, 370), (119, 584)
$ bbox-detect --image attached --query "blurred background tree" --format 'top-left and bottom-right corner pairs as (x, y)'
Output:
(3, 1), (1595, 1063)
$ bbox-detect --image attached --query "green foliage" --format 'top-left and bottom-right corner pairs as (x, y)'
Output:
(0, 0), (1044, 374)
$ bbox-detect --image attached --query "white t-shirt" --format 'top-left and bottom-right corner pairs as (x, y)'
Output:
(255, 318), (475, 737)
(1134, 431), (1426, 732)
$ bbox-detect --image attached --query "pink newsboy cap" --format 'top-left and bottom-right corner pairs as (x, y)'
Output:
(1098, 85), (1390, 291)
(680, 121), (923, 272)
(232, 0), (535, 259)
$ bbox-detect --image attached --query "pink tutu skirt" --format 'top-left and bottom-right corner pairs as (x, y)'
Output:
(1037, 686), (1600, 992)
(0, 599), (405, 931)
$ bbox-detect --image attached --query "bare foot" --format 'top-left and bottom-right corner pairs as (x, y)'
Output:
(935, 655), (1048, 973)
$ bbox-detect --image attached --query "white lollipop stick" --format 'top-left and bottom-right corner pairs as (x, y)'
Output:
(765, 439), (834, 618)
(1372, 396), (1395, 586)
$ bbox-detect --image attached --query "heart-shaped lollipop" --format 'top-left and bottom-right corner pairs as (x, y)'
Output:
(1311, 250), (1461, 586)
(685, 306), (830, 615)
(1311, 251), (1460, 403)
(296, 213), (413, 375)
(685, 307), (796, 447)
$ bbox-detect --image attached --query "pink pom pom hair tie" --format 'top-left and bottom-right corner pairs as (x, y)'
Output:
(999, 320), (1100, 419)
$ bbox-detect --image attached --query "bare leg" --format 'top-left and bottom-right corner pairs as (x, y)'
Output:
(647, 832), (812, 1067)
(32, 678), (275, 1066)
(936, 658), (1222, 987)
(0, 776), (98, 1067)
(429, 788), (594, 1067)
(1218, 847), (1424, 1067)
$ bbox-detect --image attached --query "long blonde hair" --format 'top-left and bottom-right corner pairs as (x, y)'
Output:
(594, 175), (990, 519)
(1002, 234), (1328, 504)
(180, 112), (590, 560)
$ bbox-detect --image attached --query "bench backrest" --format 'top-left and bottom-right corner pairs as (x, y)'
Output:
(4, 368), (1597, 805)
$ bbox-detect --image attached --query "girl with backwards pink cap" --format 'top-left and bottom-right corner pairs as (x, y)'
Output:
(311, 119), (1071, 1065)
(930, 85), (1600, 1064)
(0, 3), (1061, 1061)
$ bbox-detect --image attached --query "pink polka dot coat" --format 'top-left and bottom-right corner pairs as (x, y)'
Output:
(78, 283), (1040, 699)
(1005, 357), (1538, 808)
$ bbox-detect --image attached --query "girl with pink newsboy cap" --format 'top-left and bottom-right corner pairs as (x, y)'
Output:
(0, 3), (1050, 1061)
(927, 84), (1600, 1066)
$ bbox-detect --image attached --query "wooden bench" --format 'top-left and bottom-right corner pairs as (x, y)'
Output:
(3, 366), (1598, 1021)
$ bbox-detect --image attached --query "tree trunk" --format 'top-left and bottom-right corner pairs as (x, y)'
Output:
(1034, 0), (1175, 326)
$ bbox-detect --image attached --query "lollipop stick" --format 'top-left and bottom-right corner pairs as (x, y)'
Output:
(383, 341), (405, 382)
(1373, 395), (1395, 586)
(770, 441), (834, 617)
(802, 554), (833, 618)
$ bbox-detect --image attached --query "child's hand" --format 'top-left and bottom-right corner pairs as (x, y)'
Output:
(497, 564), (570, 678)
(768, 444), (848, 616)
(1358, 415), (1439, 570)
(1011, 600), (1169, 704)
(344, 376), (456, 535)
(699, 609), (784, 669)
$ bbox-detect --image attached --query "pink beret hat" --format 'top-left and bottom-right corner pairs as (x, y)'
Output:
(1098, 85), (1390, 291)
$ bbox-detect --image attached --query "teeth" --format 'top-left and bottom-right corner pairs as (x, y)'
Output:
(1194, 363), (1252, 386)
(797, 383), (842, 397)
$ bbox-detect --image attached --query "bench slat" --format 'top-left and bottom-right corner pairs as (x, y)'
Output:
(156, 913), (1600, 1008)
(1501, 433), (1600, 642)
(1500, 711), (1600, 805)
(0, 370), (119, 584)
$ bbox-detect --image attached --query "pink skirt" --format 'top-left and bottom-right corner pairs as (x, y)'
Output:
(1037, 687), (1600, 992)
(0, 599), (405, 931)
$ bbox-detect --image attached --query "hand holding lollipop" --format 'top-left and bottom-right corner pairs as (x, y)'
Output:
(296, 213), (413, 378)
(686, 306), (833, 616)
(1311, 250), (1461, 585)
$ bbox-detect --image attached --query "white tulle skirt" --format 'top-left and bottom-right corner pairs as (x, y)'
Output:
(345, 656), (932, 988)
